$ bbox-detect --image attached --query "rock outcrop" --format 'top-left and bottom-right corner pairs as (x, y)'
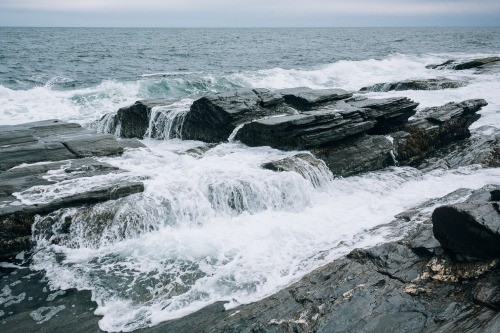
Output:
(98, 89), (488, 177)
(417, 126), (500, 171)
(393, 99), (486, 166)
(0, 120), (146, 261)
(360, 78), (466, 92)
(427, 57), (500, 71)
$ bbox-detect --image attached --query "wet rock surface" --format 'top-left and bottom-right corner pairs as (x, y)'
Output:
(392, 99), (487, 167)
(360, 78), (466, 92)
(0, 266), (101, 333)
(427, 57), (500, 71)
(0, 120), (146, 261)
(433, 185), (500, 260)
(417, 126), (500, 171)
(97, 88), (488, 177)
(96, 99), (172, 139)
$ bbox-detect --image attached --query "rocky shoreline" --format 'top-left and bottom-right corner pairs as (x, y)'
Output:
(1, 62), (500, 332)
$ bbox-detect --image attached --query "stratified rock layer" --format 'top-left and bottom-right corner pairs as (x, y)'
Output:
(0, 120), (146, 261)
(360, 78), (466, 92)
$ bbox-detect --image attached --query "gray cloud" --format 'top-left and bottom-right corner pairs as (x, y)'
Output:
(1, 0), (499, 15)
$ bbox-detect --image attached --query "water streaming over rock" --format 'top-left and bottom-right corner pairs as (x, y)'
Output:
(1, 27), (499, 332)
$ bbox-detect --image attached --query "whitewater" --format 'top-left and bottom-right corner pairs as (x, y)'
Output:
(1, 27), (499, 331)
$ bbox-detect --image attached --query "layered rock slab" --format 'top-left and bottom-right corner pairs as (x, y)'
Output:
(0, 120), (146, 261)
(360, 78), (466, 92)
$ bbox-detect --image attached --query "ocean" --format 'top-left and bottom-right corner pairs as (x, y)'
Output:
(1, 27), (500, 332)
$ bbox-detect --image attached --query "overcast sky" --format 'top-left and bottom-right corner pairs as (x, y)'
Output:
(1, 0), (499, 27)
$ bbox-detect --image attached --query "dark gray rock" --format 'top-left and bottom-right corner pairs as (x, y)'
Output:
(417, 126), (500, 171)
(0, 158), (145, 261)
(0, 120), (144, 171)
(262, 153), (332, 186)
(104, 99), (172, 138)
(393, 99), (487, 166)
(235, 108), (376, 150)
(0, 120), (146, 261)
(0, 267), (102, 333)
(432, 185), (500, 260)
(360, 78), (466, 92)
(312, 135), (394, 177)
(182, 88), (298, 142)
(278, 87), (353, 110)
(427, 57), (500, 71)
(347, 96), (419, 134)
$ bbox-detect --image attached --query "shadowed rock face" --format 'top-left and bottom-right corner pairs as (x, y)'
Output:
(433, 186), (500, 260)
(181, 88), (354, 143)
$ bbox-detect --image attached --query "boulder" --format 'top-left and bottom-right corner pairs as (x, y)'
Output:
(95, 99), (172, 138)
(182, 88), (300, 142)
(360, 78), (466, 92)
(432, 185), (500, 260)
(427, 57), (500, 71)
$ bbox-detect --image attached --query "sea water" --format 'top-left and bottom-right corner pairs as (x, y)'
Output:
(1, 27), (500, 331)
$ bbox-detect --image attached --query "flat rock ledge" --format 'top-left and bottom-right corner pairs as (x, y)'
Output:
(144, 185), (500, 333)
(0, 120), (146, 261)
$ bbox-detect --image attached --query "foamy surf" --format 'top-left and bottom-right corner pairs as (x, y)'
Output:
(1, 45), (499, 331)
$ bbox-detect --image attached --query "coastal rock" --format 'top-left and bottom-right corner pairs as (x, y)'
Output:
(182, 88), (300, 142)
(347, 96), (418, 134)
(97, 99), (171, 138)
(234, 96), (417, 150)
(312, 135), (395, 177)
(0, 158), (144, 261)
(393, 99), (487, 166)
(0, 119), (144, 171)
(427, 57), (500, 71)
(360, 78), (465, 92)
(432, 185), (500, 260)
(417, 126), (500, 171)
(235, 108), (376, 150)
(0, 120), (146, 261)
(262, 153), (332, 186)
(278, 87), (353, 110)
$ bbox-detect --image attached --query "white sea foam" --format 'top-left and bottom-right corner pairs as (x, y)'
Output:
(5, 52), (499, 332)
(31, 138), (500, 332)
